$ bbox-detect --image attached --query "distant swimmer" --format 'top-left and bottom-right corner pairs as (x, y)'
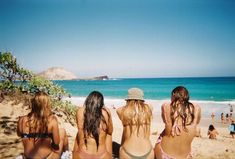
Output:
(211, 112), (215, 122)
(229, 103), (233, 117)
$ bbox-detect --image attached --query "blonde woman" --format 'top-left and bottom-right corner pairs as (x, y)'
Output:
(154, 86), (201, 159)
(17, 91), (68, 159)
(117, 88), (154, 159)
(73, 91), (113, 159)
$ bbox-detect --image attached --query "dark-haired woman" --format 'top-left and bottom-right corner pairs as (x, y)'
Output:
(73, 91), (113, 159)
(17, 92), (69, 159)
(208, 124), (219, 139)
(154, 86), (201, 159)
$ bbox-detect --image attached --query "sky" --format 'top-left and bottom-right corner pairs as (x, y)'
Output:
(0, 0), (235, 78)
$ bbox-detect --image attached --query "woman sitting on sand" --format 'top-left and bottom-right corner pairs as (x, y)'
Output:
(117, 88), (154, 159)
(73, 91), (113, 159)
(207, 124), (219, 139)
(154, 86), (201, 159)
(17, 91), (69, 159)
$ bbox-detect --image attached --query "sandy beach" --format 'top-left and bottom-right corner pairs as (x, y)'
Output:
(0, 97), (235, 159)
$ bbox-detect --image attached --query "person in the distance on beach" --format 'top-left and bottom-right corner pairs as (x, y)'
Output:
(229, 120), (235, 139)
(207, 124), (219, 139)
(226, 113), (230, 124)
(117, 88), (154, 159)
(73, 91), (113, 159)
(211, 112), (215, 122)
(221, 113), (224, 124)
(154, 86), (201, 159)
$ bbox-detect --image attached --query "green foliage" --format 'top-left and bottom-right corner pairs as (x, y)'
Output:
(0, 52), (66, 98)
(0, 52), (32, 92)
(0, 52), (76, 121)
(27, 75), (67, 99)
(52, 99), (77, 123)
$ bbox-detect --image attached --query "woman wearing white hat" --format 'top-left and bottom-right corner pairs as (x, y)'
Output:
(117, 88), (154, 159)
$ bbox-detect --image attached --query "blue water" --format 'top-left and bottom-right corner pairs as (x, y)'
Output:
(54, 77), (235, 101)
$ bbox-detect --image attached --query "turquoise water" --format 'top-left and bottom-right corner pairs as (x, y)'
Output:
(54, 77), (235, 102)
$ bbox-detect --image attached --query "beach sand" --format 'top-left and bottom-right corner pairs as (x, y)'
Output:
(0, 98), (235, 159)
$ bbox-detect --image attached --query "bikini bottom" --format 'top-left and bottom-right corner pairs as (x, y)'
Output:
(156, 137), (192, 159)
(122, 146), (152, 159)
(21, 150), (69, 159)
(75, 148), (107, 159)
(21, 152), (53, 159)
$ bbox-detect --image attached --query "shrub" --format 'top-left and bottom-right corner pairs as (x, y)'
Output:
(0, 52), (76, 121)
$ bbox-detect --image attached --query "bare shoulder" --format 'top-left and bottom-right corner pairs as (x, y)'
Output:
(48, 115), (58, 124)
(192, 102), (201, 124)
(146, 103), (153, 111)
(17, 115), (28, 136)
(18, 115), (27, 121)
(161, 102), (171, 111)
(192, 102), (200, 108)
(116, 106), (125, 120)
(17, 115), (27, 127)
(102, 107), (111, 116)
(116, 106), (125, 115)
(192, 102), (201, 113)
(76, 107), (84, 116)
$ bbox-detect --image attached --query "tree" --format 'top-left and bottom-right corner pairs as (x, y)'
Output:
(0, 52), (66, 98)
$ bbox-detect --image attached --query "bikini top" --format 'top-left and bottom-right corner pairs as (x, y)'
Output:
(21, 133), (53, 139)
(21, 132), (59, 150)
(171, 123), (183, 136)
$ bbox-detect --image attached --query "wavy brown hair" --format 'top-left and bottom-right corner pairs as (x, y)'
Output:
(28, 91), (52, 135)
(170, 86), (195, 130)
(83, 91), (108, 150)
(123, 100), (152, 136)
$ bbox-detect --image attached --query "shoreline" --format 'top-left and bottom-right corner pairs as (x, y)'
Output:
(64, 97), (235, 117)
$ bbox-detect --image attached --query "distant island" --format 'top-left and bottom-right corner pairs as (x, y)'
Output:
(38, 67), (109, 81)
(37, 67), (77, 80)
(80, 75), (109, 81)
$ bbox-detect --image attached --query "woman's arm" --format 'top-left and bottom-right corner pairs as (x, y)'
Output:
(116, 107), (126, 145)
(104, 107), (113, 155)
(51, 116), (60, 150)
(194, 104), (201, 125)
(17, 116), (23, 137)
(161, 103), (172, 136)
(73, 108), (84, 152)
(116, 107), (123, 121)
(106, 134), (112, 155)
(106, 108), (113, 135)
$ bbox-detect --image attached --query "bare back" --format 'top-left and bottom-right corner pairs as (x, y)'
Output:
(159, 102), (201, 159)
(73, 107), (113, 158)
(117, 103), (153, 157)
(17, 115), (60, 158)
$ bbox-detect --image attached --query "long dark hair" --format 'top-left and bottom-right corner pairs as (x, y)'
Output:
(170, 86), (195, 129)
(83, 91), (107, 149)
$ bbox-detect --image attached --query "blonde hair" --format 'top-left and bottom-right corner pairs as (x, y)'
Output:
(123, 100), (152, 136)
(28, 91), (52, 134)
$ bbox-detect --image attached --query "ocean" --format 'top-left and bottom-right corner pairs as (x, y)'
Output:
(54, 77), (235, 116)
